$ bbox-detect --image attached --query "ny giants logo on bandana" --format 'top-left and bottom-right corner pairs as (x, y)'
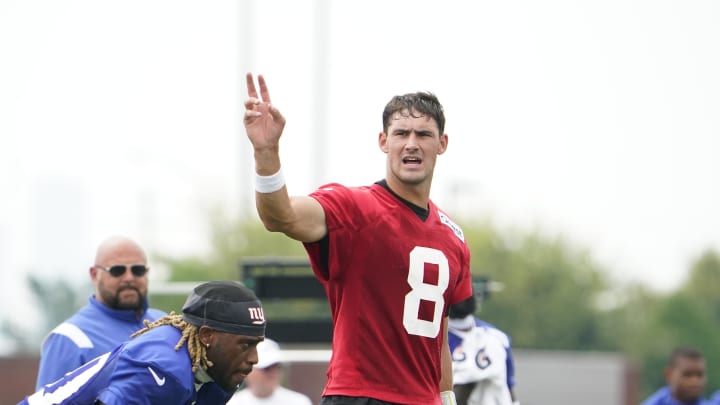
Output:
(248, 307), (265, 325)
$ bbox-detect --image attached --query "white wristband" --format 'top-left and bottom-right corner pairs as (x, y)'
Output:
(255, 168), (285, 193)
(440, 391), (457, 405)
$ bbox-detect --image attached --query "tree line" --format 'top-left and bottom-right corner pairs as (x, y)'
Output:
(7, 213), (720, 398)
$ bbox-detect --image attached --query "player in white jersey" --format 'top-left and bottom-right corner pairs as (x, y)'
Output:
(447, 288), (518, 405)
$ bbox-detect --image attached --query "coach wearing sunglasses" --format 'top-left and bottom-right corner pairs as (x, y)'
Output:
(34, 235), (166, 389)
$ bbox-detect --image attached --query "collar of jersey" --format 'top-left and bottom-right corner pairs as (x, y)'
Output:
(194, 366), (214, 391)
(90, 294), (150, 321)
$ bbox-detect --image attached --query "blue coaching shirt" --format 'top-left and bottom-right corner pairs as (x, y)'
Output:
(20, 325), (231, 405)
(36, 295), (166, 389)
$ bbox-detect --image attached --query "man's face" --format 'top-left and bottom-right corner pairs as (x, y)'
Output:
(91, 243), (149, 311)
(206, 332), (262, 391)
(379, 109), (447, 190)
(667, 356), (706, 403)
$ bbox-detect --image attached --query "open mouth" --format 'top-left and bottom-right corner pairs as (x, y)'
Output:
(402, 156), (422, 164)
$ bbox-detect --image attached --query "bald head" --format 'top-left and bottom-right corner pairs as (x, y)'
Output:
(91, 236), (150, 312)
(95, 236), (147, 265)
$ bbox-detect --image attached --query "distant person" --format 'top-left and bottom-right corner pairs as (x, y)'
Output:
(640, 346), (711, 405)
(244, 73), (472, 405)
(18, 280), (267, 405)
(227, 338), (312, 405)
(448, 290), (518, 405)
(35, 235), (166, 388)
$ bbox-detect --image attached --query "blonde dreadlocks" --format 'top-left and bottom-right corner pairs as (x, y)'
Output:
(131, 311), (213, 373)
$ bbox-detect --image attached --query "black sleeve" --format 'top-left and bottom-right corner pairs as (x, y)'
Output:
(453, 382), (476, 405)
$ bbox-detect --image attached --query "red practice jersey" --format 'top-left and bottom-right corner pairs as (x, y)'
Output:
(304, 182), (473, 405)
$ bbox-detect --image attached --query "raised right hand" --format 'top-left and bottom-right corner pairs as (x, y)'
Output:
(243, 73), (286, 163)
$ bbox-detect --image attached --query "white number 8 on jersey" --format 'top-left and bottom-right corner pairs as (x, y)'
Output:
(403, 246), (449, 337)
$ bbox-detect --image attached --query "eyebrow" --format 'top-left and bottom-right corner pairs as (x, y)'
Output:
(391, 128), (435, 136)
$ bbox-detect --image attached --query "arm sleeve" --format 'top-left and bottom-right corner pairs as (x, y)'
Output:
(96, 362), (192, 405)
(506, 345), (516, 389)
(36, 334), (85, 389)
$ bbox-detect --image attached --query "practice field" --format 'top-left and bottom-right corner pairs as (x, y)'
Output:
(0, 346), (638, 405)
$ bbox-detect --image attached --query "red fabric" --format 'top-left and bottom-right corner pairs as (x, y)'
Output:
(304, 183), (473, 405)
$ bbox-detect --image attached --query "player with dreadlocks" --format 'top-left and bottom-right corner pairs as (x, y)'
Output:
(18, 280), (267, 405)
(130, 311), (212, 374)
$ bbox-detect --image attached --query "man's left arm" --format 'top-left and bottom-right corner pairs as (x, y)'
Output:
(440, 317), (456, 404)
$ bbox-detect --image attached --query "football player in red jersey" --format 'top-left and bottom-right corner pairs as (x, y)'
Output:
(243, 73), (472, 405)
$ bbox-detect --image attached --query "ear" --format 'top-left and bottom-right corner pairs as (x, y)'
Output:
(438, 133), (448, 155)
(378, 132), (388, 153)
(89, 267), (100, 282)
(663, 366), (672, 383)
(198, 326), (215, 347)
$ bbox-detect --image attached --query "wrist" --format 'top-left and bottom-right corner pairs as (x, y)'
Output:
(255, 168), (285, 193)
(440, 391), (457, 405)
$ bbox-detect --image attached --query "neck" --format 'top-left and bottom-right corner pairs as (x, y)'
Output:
(384, 177), (431, 208)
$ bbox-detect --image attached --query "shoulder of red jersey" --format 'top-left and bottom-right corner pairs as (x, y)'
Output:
(316, 182), (346, 192)
(436, 208), (465, 242)
(315, 183), (377, 196)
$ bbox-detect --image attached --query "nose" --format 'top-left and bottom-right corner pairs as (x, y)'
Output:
(246, 345), (260, 365)
(121, 266), (136, 281)
(405, 132), (420, 149)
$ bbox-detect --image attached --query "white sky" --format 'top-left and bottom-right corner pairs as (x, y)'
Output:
(1, 0), (719, 352)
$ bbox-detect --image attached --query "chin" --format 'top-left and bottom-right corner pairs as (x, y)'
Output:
(400, 175), (426, 186)
(115, 298), (142, 310)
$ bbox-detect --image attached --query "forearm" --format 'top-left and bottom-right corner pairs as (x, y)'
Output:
(439, 317), (457, 404)
(252, 146), (297, 230)
(252, 148), (327, 242)
(439, 317), (453, 391)
(256, 190), (327, 242)
(254, 179), (292, 230)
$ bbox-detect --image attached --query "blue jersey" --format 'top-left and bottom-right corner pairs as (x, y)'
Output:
(20, 325), (232, 405)
(36, 295), (166, 389)
(448, 316), (515, 405)
(640, 386), (714, 405)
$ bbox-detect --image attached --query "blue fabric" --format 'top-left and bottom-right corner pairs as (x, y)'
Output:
(640, 386), (714, 405)
(447, 331), (463, 354)
(97, 326), (196, 404)
(19, 325), (233, 405)
(474, 319), (515, 389)
(18, 346), (123, 405)
(36, 295), (165, 389)
(448, 316), (515, 390)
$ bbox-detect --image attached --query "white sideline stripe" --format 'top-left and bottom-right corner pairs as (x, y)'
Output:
(281, 350), (332, 363)
(52, 323), (94, 349)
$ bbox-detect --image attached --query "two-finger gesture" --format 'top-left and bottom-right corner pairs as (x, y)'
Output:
(244, 73), (286, 152)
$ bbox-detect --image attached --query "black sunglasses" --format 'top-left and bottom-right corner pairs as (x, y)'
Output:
(95, 264), (149, 278)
